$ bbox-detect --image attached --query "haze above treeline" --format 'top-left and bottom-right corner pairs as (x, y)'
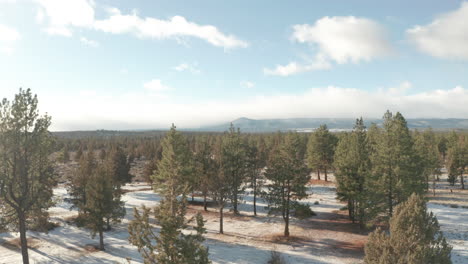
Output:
(52, 117), (468, 137)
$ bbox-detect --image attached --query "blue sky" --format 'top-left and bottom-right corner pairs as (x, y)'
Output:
(0, 0), (467, 130)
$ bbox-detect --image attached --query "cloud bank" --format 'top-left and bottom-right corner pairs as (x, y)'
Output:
(40, 84), (468, 131)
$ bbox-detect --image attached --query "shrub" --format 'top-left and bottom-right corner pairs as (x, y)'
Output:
(292, 202), (316, 219)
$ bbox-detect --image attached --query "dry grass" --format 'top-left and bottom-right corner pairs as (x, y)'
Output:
(1, 237), (41, 251)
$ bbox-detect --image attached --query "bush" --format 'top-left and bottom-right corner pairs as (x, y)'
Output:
(313, 201), (319, 205)
(292, 203), (316, 219)
(267, 251), (287, 264)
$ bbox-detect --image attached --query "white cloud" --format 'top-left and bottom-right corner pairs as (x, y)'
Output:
(266, 16), (393, 76)
(240, 81), (255, 89)
(173, 62), (200, 74)
(35, 0), (95, 37)
(0, 24), (20, 54)
(80, 36), (99, 47)
(292, 16), (393, 64)
(143, 79), (171, 99)
(34, 2), (247, 49)
(264, 54), (332, 76)
(93, 9), (248, 49)
(407, 2), (468, 60)
(41, 85), (468, 131)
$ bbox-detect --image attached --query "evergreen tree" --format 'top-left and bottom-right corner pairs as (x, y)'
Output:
(59, 144), (71, 163)
(194, 135), (215, 211)
(306, 124), (337, 181)
(364, 194), (452, 264)
(334, 118), (370, 227)
(245, 137), (267, 216)
(413, 129), (442, 192)
(220, 124), (246, 215)
(128, 202), (210, 264)
(152, 124), (192, 215)
(370, 111), (425, 218)
(209, 135), (230, 234)
(129, 125), (210, 263)
(264, 132), (310, 237)
(84, 165), (125, 250)
(446, 135), (467, 189)
(68, 151), (96, 215)
(107, 145), (132, 185)
(0, 88), (57, 264)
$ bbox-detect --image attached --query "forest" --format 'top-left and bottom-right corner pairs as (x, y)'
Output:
(0, 89), (466, 263)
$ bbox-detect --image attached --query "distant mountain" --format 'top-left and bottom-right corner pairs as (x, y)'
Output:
(199, 117), (468, 132)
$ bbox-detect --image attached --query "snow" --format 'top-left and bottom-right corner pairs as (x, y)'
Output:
(0, 182), (362, 264)
(428, 203), (468, 264)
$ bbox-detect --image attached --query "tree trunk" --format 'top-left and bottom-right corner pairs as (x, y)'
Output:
(253, 189), (257, 216)
(284, 188), (290, 237)
(348, 200), (355, 223)
(203, 193), (207, 211)
(99, 228), (105, 251)
(233, 189), (239, 215)
(461, 172), (465, 190)
(219, 206), (224, 234)
(18, 211), (30, 264)
(191, 190), (194, 202)
(324, 168), (328, 182)
(317, 169), (321, 180)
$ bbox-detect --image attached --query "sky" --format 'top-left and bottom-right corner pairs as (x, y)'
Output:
(0, 0), (467, 131)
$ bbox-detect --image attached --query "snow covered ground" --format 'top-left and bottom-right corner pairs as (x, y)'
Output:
(0, 182), (362, 264)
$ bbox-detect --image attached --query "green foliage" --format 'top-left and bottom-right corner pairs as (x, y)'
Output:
(264, 132), (310, 236)
(84, 165), (125, 250)
(306, 124), (337, 181)
(369, 111), (426, 218)
(220, 123), (247, 214)
(129, 125), (210, 263)
(0, 88), (57, 264)
(291, 202), (316, 219)
(106, 145), (132, 185)
(364, 194), (452, 264)
(334, 118), (370, 227)
(446, 134), (467, 189)
(152, 124), (193, 203)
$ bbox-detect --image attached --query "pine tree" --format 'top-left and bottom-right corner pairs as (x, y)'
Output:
(413, 129), (442, 192)
(59, 144), (71, 163)
(194, 135), (215, 211)
(364, 194), (452, 264)
(334, 118), (371, 227)
(370, 111), (425, 218)
(107, 145), (132, 185)
(220, 124), (246, 215)
(128, 202), (210, 264)
(84, 165), (125, 250)
(152, 124), (192, 216)
(0, 88), (57, 264)
(209, 135), (230, 234)
(446, 134), (467, 189)
(264, 132), (310, 237)
(68, 151), (96, 215)
(306, 124), (337, 181)
(245, 136), (266, 216)
(129, 125), (210, 263)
